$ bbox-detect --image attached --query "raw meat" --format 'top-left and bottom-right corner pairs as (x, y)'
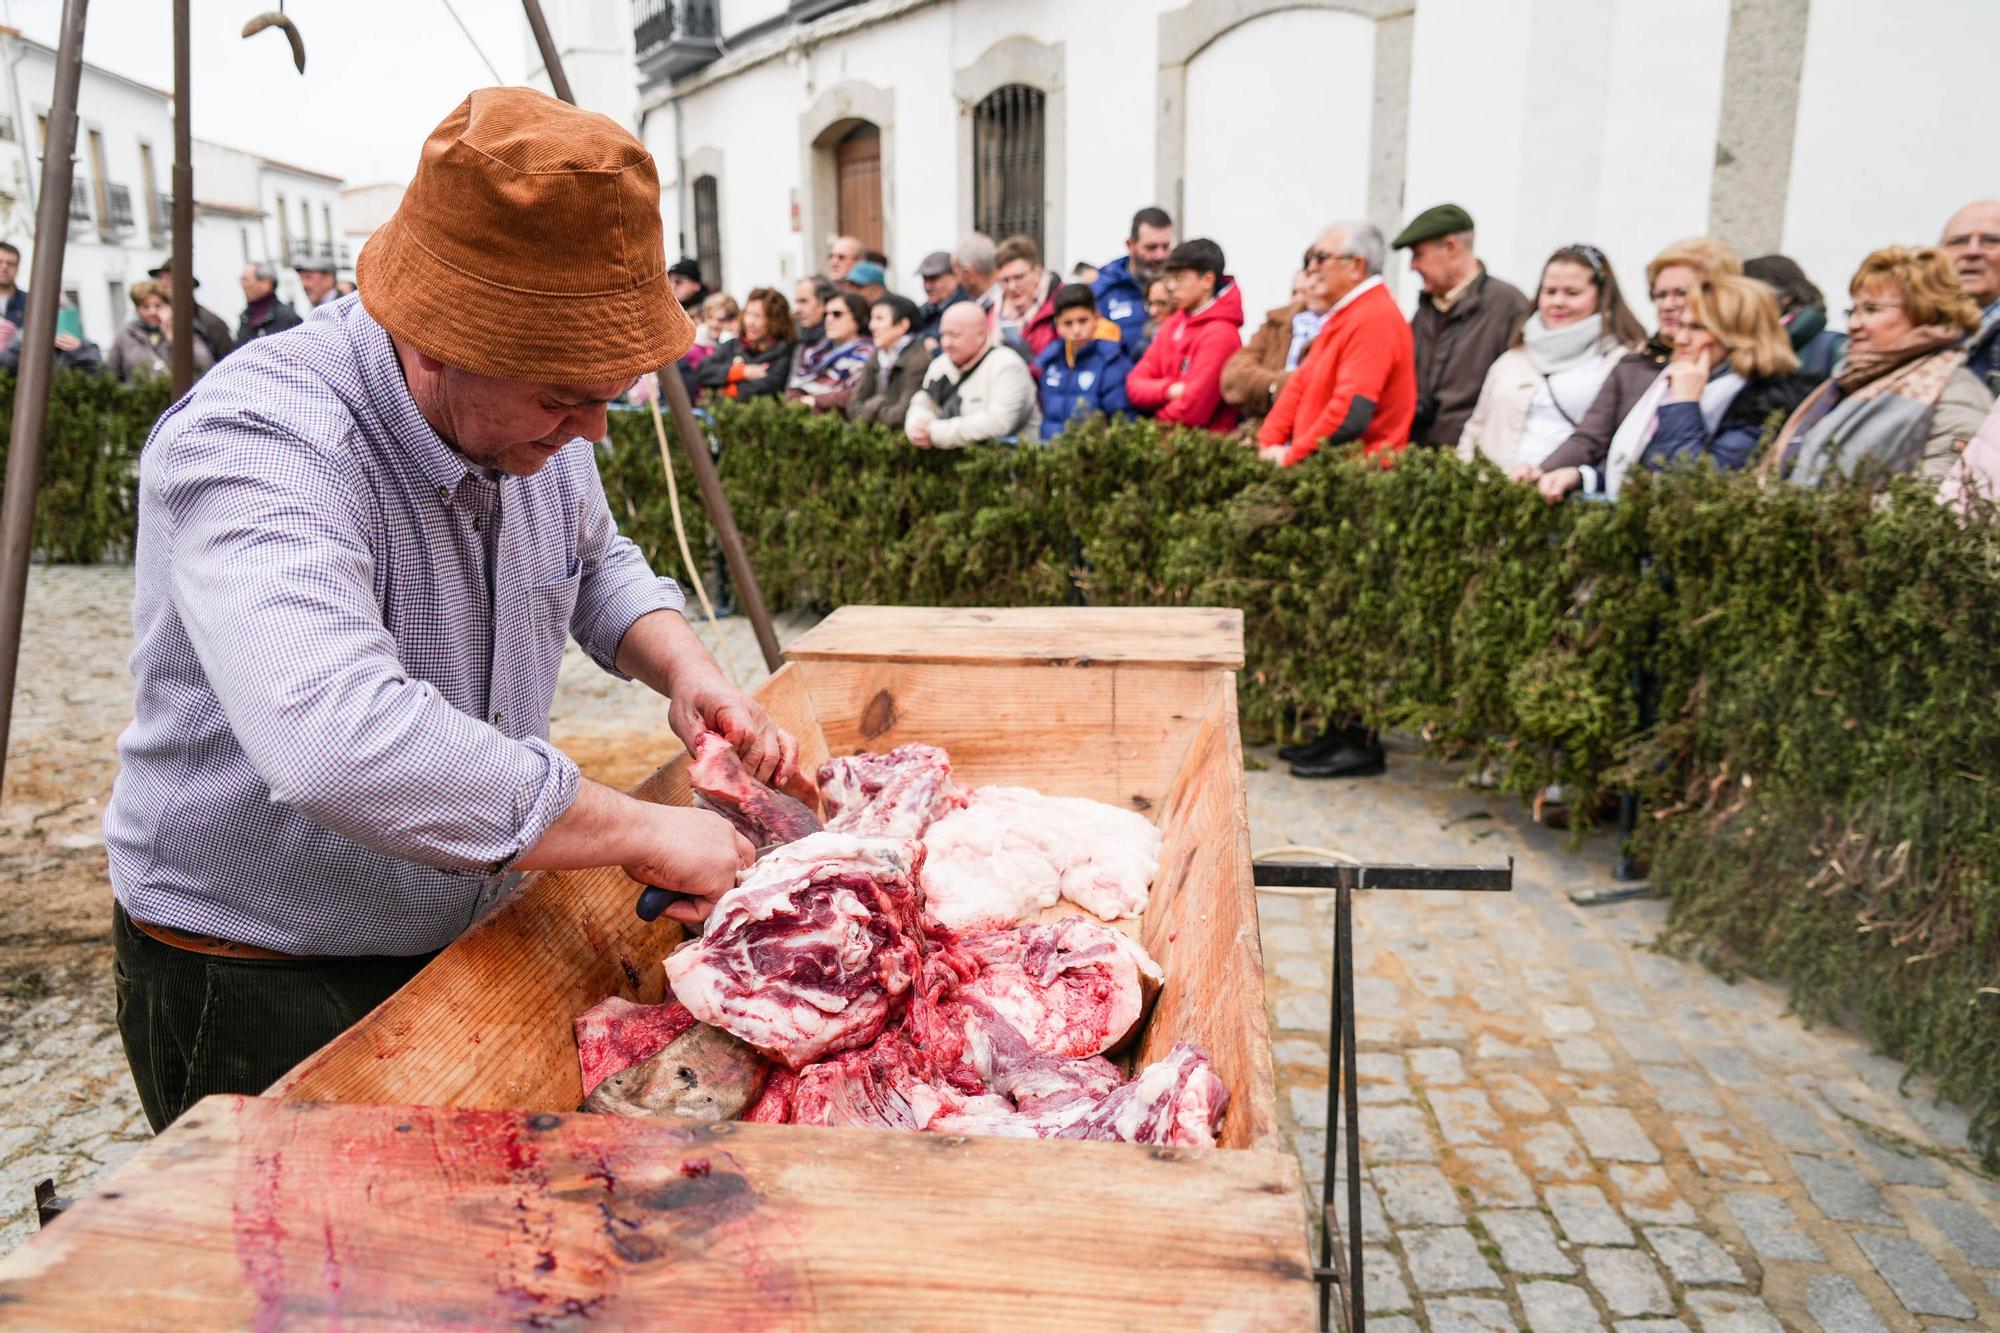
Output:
(688, 730), (823, 850)
(585, 1026), (770, 1121)
(952, 918), (1162, 1062)
(919, 786), (1162, 929)
(818, 744), (965, 838)
(1047, 1043), (1230, 1147)
(574, 996), (698, 1096)
(661, 833), (928, 1069)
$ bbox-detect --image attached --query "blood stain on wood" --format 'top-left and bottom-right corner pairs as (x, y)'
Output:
(859, 688), (896, 738)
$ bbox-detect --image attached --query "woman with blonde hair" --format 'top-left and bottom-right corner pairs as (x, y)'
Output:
(1528, 236), (1741, 485)
(1539, 274), (1814, 500)
(1767, 246), (1994, 487)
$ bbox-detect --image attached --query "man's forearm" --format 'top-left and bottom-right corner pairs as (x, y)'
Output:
(615, 606), (722, 699)
(513, 777), (654, 872)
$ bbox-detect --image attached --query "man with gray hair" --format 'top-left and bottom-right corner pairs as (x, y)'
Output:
(1261, 220), (1415, 782)
(1391, 202), (1528, 446)
(954, 232), (1000, 310)
(1256, 220), (1413, 468)
(236, 260), (303, 344)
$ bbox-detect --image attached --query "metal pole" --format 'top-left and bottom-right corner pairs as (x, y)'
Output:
(657, 368), (782, 671)
(169, 0), (193, 395)
(519, 0), (783, 672)
(0, 0), (89, 794)
(520, 0), (574, 105)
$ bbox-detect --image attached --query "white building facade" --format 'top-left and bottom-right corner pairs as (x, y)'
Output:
(566, 0), (2000, 332)
(0, 27), (346, 350)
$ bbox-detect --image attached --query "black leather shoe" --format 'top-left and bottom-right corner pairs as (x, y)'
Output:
(1277, 725), (1341, 764)
(1290, 732), (1386, 779)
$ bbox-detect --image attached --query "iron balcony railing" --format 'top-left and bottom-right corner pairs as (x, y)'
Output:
(103, 182), (135, 232)
(633, 0), (721, 85)
(67, 182), (90, 224)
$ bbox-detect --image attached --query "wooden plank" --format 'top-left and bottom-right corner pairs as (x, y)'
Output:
(1136, 674), (1281, 1152)
(795, 658), (1216, 816)
(785, 605), (1245, 670)
(0, 1097), (1316, 1329)
(270, 666), (829, 1110)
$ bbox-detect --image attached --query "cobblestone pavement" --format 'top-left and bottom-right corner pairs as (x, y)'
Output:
(4, 567), (1996, 1333)
(1249, 739), (2000, 1331)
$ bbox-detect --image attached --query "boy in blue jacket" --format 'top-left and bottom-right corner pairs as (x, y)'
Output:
(1036, 284), (1133, 441)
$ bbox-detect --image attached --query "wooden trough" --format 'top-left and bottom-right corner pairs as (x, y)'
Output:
(0, 607), (1314, 1328)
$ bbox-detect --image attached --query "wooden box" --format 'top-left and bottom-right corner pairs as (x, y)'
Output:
(0, 608), (1312, 1327)
(273, 605), (1281, 1151)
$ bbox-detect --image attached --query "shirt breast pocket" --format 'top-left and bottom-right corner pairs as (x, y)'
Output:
(535, 559), (583, 633)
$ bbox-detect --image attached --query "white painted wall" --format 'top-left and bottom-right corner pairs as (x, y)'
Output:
(2, 37), (177, 345)
(644, 0), (1995, 344)
(1782, 0), (2000, 330)
(1403, 0), (1729, 328)
(1183, 10), (1374, 319)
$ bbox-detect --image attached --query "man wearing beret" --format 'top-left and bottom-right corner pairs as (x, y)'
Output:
(1392, 203), (1529, 449)
(105, 89), (792, 1130)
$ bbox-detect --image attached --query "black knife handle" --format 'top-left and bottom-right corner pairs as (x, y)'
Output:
(635, 886), (691, 922)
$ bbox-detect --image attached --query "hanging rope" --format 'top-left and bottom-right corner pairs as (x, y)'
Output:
(644, 377), (744, 688)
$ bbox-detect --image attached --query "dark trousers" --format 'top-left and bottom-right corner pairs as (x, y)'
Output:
(112, 902), (435, 1132)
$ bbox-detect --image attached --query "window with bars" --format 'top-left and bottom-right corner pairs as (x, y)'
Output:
(692, 174), (722, 291)
(971, 84), (1045, 252)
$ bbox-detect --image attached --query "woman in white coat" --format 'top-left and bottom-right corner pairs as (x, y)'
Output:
(1457, 243), (1646, 476)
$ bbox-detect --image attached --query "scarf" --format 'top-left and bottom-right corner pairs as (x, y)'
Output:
(1833, 323), (1964, 393)
(1520, 313), (1610, 376)
(1603, 364), (1744, 499)
(1288, 307), (1329, 370)
(245, 293), (274, 329)
(1765, 325), (1970, 476)
(797, 335), (865, 378)
(1785, 305), (1828, 352)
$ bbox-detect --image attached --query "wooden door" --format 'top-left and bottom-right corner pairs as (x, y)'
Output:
(834, 123), (883, 254)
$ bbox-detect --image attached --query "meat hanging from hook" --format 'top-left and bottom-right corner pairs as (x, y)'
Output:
(241, 0), (306, 74)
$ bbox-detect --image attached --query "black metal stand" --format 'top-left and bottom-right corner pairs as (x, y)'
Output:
(1252, 859), (1515, 1333)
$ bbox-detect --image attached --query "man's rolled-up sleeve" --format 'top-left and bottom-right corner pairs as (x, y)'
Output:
(164, 417), (581, 874)
(568, 459), (686, 676)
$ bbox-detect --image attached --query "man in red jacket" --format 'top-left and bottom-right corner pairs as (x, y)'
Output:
(1125, 238), (1245, 433)
(1257, 221), (1414, 467)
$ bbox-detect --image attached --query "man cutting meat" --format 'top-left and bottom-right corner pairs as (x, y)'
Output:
(104, 89), (791, 1131)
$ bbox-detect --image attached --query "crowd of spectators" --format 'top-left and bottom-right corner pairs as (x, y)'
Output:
(663, 201), (2000, 516)
(662, 197), (2000, 777)
(0, 242), (355, 385)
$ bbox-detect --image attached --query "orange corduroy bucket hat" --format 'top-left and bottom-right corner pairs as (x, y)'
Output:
(357, 87), (693, 384)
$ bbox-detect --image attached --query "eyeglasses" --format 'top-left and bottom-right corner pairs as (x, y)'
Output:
(1308, 248), (1358, 267)
(1844, 300), (1904, 319)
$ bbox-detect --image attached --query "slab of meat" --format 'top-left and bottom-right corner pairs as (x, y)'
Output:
(688, 730), (823, 850)
(574, 996), (699, 1096)
(794, 1024), (1228, 1149)
(661, 833), (927, 1069)
(953, 918), (1163, 1063)
(919, 786), (1162, 929)
(1047, 1042), (1230, 1148)
(818, 744), (965, 838)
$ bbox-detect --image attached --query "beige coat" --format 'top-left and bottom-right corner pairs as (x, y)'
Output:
(1457, 345), (1624, 472)
(904, 344), (1041, 447)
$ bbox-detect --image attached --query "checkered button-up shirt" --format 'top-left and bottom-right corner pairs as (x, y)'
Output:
(105, 297), (684, 956)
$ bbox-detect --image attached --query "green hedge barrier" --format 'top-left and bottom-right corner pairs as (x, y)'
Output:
(13, 378), (1996, 1164)
(0, 371), (173, 563)
(603, 398), (2000, 1166)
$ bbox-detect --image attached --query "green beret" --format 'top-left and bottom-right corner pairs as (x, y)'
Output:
(1391, 203), (1475, 250)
